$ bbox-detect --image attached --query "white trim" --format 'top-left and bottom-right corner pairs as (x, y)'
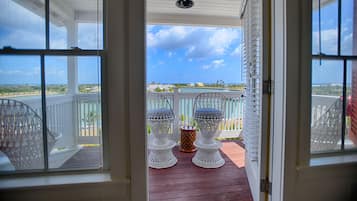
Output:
(0, 1), (135, 200)
(245, 158), (259, 201)
(270, 0), (286, 200)
(0, 176), (130, 201)
(0, 173), (114, 190)
(127, 0), (148, 200)
(310, 153), (357, 166)
(147, 13), (241, 27)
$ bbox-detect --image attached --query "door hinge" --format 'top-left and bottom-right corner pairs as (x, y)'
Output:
(260, 178), (272, 195)
(263, 80), (272, 95)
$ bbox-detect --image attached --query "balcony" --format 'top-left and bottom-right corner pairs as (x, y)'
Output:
(0, 89), (245, 170)
(1, 87), (353, 200)
(1, 90), (350, 170)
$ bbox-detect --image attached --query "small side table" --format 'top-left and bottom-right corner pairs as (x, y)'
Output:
(180, 126), (197, 152)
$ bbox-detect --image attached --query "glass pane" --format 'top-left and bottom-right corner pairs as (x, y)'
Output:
(341, 0), (357, 55)
(45, 56), (102, 170)
(0, 56), (44, 171)
(50, 0), (103, 49)
(50, 22), (67, 49)
(312, 0), (321, 54)
(0, 0), (45, 49)
(311, 60), (343, 153)
(312, 0), (339, 55)
(347, 60), (357, 149)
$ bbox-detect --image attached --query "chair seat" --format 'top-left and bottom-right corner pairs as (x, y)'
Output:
(147, 108), (174, 120)
(194, 108), (223, 119)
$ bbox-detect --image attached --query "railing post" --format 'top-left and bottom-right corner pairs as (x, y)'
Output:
(73, 94), (80, 146)
(173, 88), (180, 143)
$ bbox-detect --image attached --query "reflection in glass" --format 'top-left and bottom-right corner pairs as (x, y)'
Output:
(311, 60), (343, 153)
(50, 0), (103, 50)
(312, 0), (339, 55)
(347, 61), (357, 149)
(0, 56), (44, 171)
(0, 0), (45, 49)
(341, 0), (357, 55)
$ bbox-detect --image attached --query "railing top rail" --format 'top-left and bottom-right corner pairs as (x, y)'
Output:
(147, 90), (244, 97)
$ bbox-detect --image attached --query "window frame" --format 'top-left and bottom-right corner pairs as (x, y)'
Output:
(0, 0), (107, 175)
(0, 0), (147, 200)
(311, 0), (357, 156)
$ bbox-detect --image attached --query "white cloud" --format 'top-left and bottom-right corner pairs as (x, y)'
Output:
(147, 26), (240, 59)
(208, 29), (239, 55)
(0, 29), (45, 48)
(313, 28), (354, 54)
(312, 29), (338, 54)
(231, 44), (242, 56)
(202, 59), (225, 70)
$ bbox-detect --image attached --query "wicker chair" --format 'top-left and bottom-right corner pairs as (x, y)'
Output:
(311, 98), (342, 153)
(192, 93), (226, 168)
(193, 93), (226, 144)
(0, 99), (61, 170)
(146, 93), (177, 169)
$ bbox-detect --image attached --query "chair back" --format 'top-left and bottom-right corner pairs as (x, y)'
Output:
(311, 98), (342, 153)
(0, 99), (60, 169)
(193, 93), (226, 119)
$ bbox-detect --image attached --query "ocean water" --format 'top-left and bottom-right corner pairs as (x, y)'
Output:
(178, 87), (233, 93)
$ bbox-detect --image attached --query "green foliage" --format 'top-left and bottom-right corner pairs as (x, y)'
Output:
(79, 84), (100, 93)
(0, 85), (41, 96)
(147, 125), (152, 134)
(82, 111), (99, 126)
(180, 114), (186, 122)
(154, 87), (164, 92)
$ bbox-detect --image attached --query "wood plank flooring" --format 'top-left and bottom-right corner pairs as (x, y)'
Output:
(149, 141), (253, 201)
(61, 141), (253, 201)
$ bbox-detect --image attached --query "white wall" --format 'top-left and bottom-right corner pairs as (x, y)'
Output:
(272, 0), (357, 201)
(0, 0), (147, 201)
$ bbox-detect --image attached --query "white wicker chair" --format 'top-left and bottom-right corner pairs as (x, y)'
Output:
(0, 99), (61, 170)
(192, 93), (226, 168)
(146, 93), (177, 169)
(193, 93), (226, 144)
(311, 98), (342, 153)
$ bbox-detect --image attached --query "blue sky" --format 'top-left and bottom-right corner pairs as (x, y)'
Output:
(0, 0), (356, 85)
(312, 0), (355, 84)
(146, 25), (242, 84)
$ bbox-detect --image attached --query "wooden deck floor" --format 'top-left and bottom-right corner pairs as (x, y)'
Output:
(61, 141), (253, 201)
(149, 141), (253, 201)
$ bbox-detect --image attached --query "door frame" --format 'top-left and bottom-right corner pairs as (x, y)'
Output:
(244, 0), (273, 200)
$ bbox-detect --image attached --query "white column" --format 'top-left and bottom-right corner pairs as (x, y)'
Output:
(67, 22), (78, 95)
(66, 21), (80, 148)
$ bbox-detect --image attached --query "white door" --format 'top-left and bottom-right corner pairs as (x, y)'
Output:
(241, 0), (271, 200)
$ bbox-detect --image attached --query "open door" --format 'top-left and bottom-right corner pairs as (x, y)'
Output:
(241, 0), (271, 201)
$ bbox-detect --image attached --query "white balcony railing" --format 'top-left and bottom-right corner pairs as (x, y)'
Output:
(1, 91), (348, 170)
(15, 92), (339, 146)
(147, 89), (245, 139)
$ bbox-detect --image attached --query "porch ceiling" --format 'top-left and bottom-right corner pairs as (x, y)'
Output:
(13, 0), (102, 26)
(147, 0), (243, 27)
